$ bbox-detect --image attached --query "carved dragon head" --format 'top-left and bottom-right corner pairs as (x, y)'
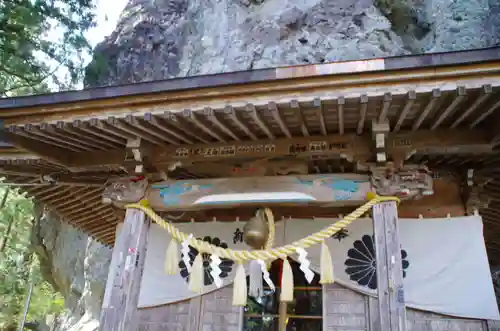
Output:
(102, 177), (148, 206)
(371, 165), (434, 200)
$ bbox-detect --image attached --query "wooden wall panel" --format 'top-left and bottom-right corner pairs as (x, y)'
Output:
(138, 299), (195, 331)
(324, 283), (487, 331)
(406, 309), (486, 331)
(137, 284), (487, 331)
(323, 283), (369, 331)
(368, 295), (487, 331)
(199, 286), (243, 331)
(488, 320), (500, 331)
(137, 286), (242, 331)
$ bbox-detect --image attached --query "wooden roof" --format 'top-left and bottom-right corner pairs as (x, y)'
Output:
(2, 47), (500, 262)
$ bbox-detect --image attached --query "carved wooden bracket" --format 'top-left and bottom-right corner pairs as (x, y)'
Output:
(102, 176), (148, 207)
(370, 165), (434, 200)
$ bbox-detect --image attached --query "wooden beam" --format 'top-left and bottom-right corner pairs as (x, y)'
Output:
(378, 92), (392, 123)
(470, 98), (500, 128)
(269, 102), (291, 138)
(357, 94), (369, 135)
(313, 98), (327, 136)
(450, 84), (492, 128)
(393, 91), (416, 132)
(126, 115), (180, 145)
(143, 113), (192, 144)
(165, 111), (210, 143)
(73, 120), (125, 147)
(106, 174), (373, 211)
(65, 129), (493, 170)
(225, 106), (258, 141)
(412, 89), (441, 131)
(3, 130), (71, 166)
(182, 109), (226, 142)
(337, 97), (345, 135)
(431, 86), (467, 130)
(372, 201), (407, 331)
(39, 123), (101, 151)
(100, 209), (150, 331)
(291, 99), (309, 137)
(204, 108), (240, 141)
(247, 104), (274, 140)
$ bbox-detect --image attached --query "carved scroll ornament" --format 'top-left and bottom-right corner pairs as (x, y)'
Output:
(102, 176), (148, 206)
(371, 165), (434, 200)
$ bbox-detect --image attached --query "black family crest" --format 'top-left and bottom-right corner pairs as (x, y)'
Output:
(179, 236), (234, 286)
(344, 234), (409, 290)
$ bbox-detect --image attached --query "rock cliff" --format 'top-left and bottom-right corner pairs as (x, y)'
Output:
(35, 0), (500, 329)
(32, 207), (111, 331)
(85, 0), (500, 87)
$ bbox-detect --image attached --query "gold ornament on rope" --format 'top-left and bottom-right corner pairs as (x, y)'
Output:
(128, 192), (399, 306)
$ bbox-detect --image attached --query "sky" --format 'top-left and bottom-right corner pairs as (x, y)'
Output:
(85, 0), (129, 48)
(41, 0), (129, 90)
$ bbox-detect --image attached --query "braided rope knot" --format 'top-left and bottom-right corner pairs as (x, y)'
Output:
(125, 194), (399, 262)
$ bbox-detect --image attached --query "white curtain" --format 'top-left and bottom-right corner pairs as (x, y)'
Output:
(108, 215), (500, 320)
(286, 216), (499, 320)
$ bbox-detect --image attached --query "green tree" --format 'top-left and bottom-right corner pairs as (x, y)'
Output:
(0, 0), (96, 96)
(0, 187), (64, 331)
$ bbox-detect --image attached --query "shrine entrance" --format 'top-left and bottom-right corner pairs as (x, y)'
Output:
(244, 259), (323, 331)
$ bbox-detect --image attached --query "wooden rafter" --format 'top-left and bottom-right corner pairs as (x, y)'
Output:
(3, 130), (71, 166)
(203, 108), (240, 141)
(393, 91), (416, 132)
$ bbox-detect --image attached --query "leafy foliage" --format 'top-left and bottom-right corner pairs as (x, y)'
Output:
(0, 0), (96, 96)
(0, 0), (99, 328)
(0, 187), (64, 330)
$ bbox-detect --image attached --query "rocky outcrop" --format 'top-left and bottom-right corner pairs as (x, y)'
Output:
(85, 0), (499, 87)
(32, 205), (111, 331)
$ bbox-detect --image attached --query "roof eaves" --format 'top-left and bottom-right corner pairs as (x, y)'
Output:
(0, 47), (498, 111)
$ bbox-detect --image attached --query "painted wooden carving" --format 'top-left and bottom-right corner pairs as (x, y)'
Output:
(146, 174), (372, 211)
(371, 165), (434, 200)
(102, 176), (148, 206)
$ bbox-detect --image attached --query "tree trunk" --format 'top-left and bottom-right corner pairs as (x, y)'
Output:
(0, 215), (14, 253)
(0, 188), (10, 209)
(0, 188), (11, 253)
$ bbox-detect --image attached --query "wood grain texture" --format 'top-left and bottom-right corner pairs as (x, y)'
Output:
(368, 297), (487, 331)
(100, 209), (151, 331)
(323, 283), (369, 331)
(137, 298), (199, 331)
(406, 309), (486, 331)
(487, 319), (500, 331)
(65, 129), (493, 170)
(199, 286), (242, 331)
(146, 174), (371, 211)
(137, 286), (242, 331)
(134, 283), (487, 331)
(373, 201), (407, 331)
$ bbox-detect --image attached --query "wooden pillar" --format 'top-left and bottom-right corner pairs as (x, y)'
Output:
(100, 208), (151, 331)
(372, 201), (407, 331)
